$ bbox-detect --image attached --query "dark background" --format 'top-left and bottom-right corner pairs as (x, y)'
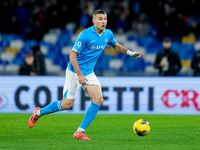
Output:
(0, 0), (199, 76)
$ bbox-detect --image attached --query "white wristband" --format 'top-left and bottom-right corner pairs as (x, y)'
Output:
(127, 50), (137, 57)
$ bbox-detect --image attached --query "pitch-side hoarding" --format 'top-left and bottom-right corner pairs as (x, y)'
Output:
(0, 76), (200, 114)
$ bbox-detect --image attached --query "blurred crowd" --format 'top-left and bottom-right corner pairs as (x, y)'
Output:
(1, 0), (200, 41)
(1, 0), (200, 76)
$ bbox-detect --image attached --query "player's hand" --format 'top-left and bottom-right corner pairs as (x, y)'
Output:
(78, 74), (88, 85)
(134, 52), (144, 59)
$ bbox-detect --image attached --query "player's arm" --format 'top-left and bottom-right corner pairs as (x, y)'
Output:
(70, 50), (88, 84)
(112, 43), (144, 59)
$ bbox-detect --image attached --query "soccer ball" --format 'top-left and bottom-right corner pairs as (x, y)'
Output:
(133, 119), (151, 136)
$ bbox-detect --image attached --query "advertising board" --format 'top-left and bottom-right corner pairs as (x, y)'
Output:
(0, 76), (199, 114)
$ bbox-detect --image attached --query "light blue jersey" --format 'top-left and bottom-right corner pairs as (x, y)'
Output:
(67, 26), (117, 76)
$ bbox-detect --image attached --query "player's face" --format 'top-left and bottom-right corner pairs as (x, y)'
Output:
(93, 14), (107, 33)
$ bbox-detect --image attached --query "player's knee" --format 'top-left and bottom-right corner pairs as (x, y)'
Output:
(94, 97), (104, 105)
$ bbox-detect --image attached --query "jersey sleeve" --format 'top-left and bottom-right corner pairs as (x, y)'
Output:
(72, 31), (87, 53)
(108, 30), (117, 46)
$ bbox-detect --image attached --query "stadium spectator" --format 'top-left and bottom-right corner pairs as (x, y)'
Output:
(1, 0), (200, 40)
(1, 0), (200, 76)
(191, 50), (200, 76)
(31, 46), (46, 75)
(18, 53), (36, 75)
(14, 0), (31, 34)
(154, 37), (182, 76)
(107, 1), (125, 30)
(115, 12), (129, 33)
(25, 0), (46, 40)
(185, 17), (200, 37)
(131, 13), (150, 37)
(79, 6), (90, 28)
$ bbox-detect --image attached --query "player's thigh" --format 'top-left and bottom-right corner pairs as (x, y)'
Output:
(63, 69), (81, 99)
(61, 97), (75, 110)
(62, 69), (81, 109)
(85, 85), (103, 105)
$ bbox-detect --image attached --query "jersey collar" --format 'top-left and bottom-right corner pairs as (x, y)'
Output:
(91, 26), (105, 36)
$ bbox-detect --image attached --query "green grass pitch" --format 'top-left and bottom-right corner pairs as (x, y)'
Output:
(0, 114), (199, 150)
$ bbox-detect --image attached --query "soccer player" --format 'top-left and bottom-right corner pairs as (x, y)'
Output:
(29, 9), (143, 140)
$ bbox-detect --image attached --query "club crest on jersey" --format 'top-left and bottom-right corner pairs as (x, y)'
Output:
(105, 38), (108, 42)
(78, 41), (82, 47)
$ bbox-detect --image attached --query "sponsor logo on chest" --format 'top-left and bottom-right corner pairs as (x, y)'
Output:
(90, 45), (106, 50)
(89, 38), (107, 50)
(96, 45), (106, 50)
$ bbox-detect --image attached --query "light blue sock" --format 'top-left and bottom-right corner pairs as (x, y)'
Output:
(79, 102), (101, 130)
(40, 101), (63, 116)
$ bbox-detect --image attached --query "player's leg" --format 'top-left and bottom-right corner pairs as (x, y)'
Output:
(74, 85), (102, 140)
(73, 73), (102, 140)
(79, 85), (103, 131)
(37, 97), (75, 116)
(29, 97), (75, 128)
(29, 69), (79, 128)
